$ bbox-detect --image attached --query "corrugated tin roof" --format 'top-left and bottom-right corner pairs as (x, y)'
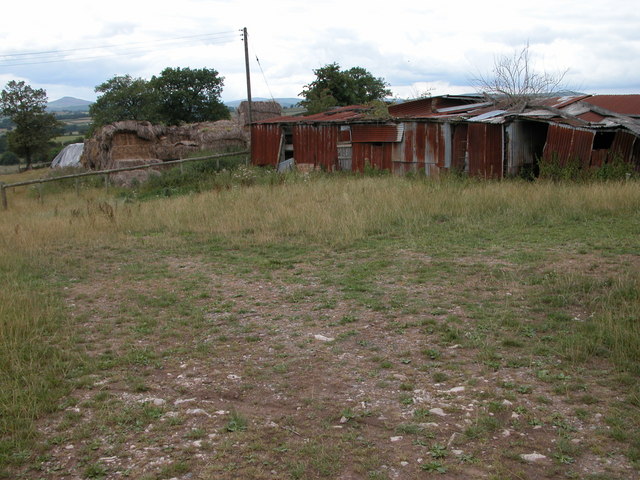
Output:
(257, 105), (371, 124)
(584, 95), (640, 116)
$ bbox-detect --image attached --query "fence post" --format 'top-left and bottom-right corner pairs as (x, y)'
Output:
(0, 183), (7, 210)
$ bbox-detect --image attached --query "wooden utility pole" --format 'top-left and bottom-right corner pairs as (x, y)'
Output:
(243, 27), (253, 126)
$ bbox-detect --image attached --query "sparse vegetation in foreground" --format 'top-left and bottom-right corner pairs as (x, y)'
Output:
(0, 170), (639, 479)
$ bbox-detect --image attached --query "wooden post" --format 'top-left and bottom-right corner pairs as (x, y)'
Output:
(243, 27), (253, 126)
(0, 183), (7, 210)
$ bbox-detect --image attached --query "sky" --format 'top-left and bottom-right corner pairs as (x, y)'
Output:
(1, 0), (639, 103)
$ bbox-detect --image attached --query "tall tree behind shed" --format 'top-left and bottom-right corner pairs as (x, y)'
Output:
(150, 67), (230, 125)
(300, 63), (391, 114)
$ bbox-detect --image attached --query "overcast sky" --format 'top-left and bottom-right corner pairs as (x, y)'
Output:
(1, 0), (639, 103)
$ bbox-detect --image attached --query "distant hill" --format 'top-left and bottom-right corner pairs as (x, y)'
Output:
(47, 97), (93, 112)
(225, 97), (301, 109)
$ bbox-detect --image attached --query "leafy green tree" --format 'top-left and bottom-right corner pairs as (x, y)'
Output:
(300, 63), (392, 114)
(150, 67), (229, 125)
(0, 81), (60, 169)
(89, 75), (160, 129)
(89, 68), (230, 129)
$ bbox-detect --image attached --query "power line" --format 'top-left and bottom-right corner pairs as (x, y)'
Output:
(255, 54), (276, 103)
(0, 31), (241, 67)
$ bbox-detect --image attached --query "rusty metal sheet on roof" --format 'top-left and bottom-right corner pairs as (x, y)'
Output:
(257, 105), (369, 124)
(585, 95), (640, 116)
(351, 124), (403, 142)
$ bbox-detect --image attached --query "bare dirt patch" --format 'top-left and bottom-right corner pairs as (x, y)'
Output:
(15, 245), (640, 479)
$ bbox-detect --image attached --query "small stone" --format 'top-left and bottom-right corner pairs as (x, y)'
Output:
(65, 444), (74, 450)
(400, 461), (409, 467)
(186, 408), (211, 417)
(393, 373), (408, 381)
(174, 398), (196, 405)
(521, 453), (547, 462)
(429, 408), (447, 417)
(390, 436), (403, 442)
(314, 334), (334, 342)
(501, 429), (511, 437)
(448, 344), (461, 349)
(447, 386), (465, 393)
(227, 374), (241, 380)
(452, 449), (463, 455)
(150, 398), (165, 406)
(502, 399), (513, 406)
(339, 416), (349, 424)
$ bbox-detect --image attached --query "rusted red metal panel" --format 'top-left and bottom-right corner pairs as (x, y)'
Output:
(351, 124), (401, 143)
(585, 95), (640, 116)
(467, 123), (503, 178)
(609, 131), (637, 163)
(251, 124), (282, 166)
(352, 143), (393, 172)
(451, 124), (468, 171)
(542, 124), (595, 168)
(398, 123), (426, 171)
(292, 125), (339, 171)
(426, 123), (447, 168)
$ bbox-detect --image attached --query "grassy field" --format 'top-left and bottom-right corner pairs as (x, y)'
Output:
(0, 169), (639, 479)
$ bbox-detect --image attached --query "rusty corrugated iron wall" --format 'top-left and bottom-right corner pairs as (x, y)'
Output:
(292, 125), (339, 171)
(251, 124), (283, 166)
(425, 123), (447, 172)
(393, 122), (426, 174)
(451, 124), (468, 171)
(609, 131), (637, 164)
(467, 123), (503, 178)
(542, 124), (595, 168)
(352, 143), (393, 172)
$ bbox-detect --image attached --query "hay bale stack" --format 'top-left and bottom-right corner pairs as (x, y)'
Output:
(237, 101), (283, 126)
(81, 120), (248, 172)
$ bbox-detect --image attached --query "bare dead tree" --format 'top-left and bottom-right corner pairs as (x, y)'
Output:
(473, 43), (568, 107)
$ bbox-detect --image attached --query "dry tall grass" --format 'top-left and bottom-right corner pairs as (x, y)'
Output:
(2, 176), (639, 253)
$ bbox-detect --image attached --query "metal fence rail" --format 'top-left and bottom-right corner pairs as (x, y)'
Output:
(0, 150), (249, 210)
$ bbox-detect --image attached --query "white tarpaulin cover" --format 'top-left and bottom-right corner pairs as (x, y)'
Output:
(51, 143), (83, 168)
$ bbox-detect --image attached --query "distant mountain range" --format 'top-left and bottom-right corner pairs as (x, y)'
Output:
(46, 96), (302, 113)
